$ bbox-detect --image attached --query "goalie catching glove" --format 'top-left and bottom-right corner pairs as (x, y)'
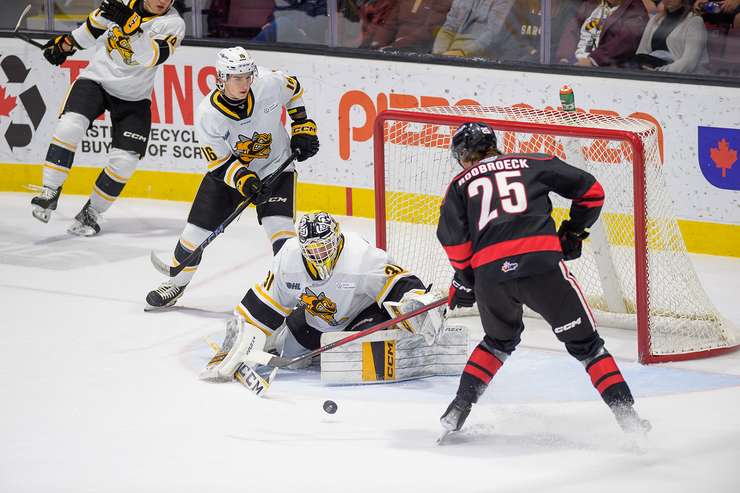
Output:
(383, 289), (445, 345)
(290, 119), (319, 161)
(43, 35), (76, 66)
(99, 0), (142, 35)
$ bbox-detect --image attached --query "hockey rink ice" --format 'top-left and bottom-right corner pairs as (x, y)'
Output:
(1, 192), (739, 493)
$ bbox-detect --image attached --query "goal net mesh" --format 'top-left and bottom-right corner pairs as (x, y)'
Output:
(376, 106), (737, 361)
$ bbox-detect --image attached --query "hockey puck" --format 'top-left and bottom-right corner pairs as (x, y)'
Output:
(323, 399), (338, 414)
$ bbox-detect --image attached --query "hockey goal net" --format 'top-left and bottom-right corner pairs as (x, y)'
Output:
(373, 106), (738, 364)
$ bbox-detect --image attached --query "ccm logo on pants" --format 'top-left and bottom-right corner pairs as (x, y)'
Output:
(123, 131), (147, 142)
(554, 317), (582, 334)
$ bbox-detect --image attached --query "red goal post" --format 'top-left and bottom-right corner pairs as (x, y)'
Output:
(373, 107), (738, 364)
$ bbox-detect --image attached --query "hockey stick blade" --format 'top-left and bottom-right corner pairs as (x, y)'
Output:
(234, 362), (277, 397)
(149, 151), (299, 277)
(14, 5), (45, 49)
(256, 297), (448, 369)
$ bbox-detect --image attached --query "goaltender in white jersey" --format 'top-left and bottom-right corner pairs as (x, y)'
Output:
(201, 212), (468, 388)
(31, 0), (185, 236)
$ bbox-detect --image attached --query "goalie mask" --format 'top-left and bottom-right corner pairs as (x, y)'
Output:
(298, 211), (342, 281)
(215, 47), (258, 92)
(450, 122), (498, 167)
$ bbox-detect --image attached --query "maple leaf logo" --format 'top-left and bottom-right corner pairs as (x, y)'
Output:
(0, 85), (17, 117)
(710, 139), (737, 178)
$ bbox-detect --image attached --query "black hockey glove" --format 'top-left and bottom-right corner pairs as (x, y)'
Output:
(290, 119), (319, 162)
(100, 0), (142, 35)
(558, 220), (590, 260)
(448, 272), (475, 310)
(43, 35), (75, 66)
(234, 167), (270, 204)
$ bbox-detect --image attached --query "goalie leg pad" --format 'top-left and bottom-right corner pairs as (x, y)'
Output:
(320, 325), (469, 385)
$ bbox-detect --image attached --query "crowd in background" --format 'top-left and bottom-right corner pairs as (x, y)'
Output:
(4, 0), (739, 78)
(202, 0), (739, 76)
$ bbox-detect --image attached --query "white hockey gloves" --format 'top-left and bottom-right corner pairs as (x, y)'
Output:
(384, 289), (445, 345)
(200, 317), (267, 382)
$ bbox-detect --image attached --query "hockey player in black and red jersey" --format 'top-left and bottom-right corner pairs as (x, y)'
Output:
(436, 122), (650, 439)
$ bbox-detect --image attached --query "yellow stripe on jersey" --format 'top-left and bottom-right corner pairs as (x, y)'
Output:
(289, 88), (305, 104)
(235, 304), (273, 337)
(207, 155), (230, 171)
(254, 283), (291, 316)
(224, 161), (242, 188)
(88, 10), (106, 30)
(374, 269), (412, 304)
(270, 230), (296, 242)
(210, 91), (240, 120)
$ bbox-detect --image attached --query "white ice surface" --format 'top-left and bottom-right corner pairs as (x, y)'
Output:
(1, 192), (739, 493)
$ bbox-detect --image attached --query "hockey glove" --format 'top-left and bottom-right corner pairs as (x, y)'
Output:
(448, 273), (475, 310)
(234, 167), (270, 204)
(42, 35), (75, 66)
(557, 220), (590, 260)
(100, 0), (142, 35)
(290, 119), (319, 162)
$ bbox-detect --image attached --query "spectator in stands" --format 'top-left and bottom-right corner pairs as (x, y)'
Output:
(634, 0), (709, 72)
(432, 0), (516, 58)
(557, 0), (649, 67)
(360, 0), (453, 53)
(358, 0), (396, 48)
(694, 0), (740, 27)
(495, 0), (580, 63)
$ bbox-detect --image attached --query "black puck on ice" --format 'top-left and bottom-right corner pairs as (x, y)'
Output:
(323, 399), (338, 414)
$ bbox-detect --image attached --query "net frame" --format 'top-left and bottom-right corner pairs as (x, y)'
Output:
(373, 107), (738, 364)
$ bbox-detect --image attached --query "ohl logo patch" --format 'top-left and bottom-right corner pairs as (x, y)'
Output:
(697, 126), (739, 190)
(0, 55), (46, 150)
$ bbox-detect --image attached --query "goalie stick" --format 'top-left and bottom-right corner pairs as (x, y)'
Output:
(244, 297), (448, 369)
(13, 5), (45, 49)
(150, 150), (299, 277)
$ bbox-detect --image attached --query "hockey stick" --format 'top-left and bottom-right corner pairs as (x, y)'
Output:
(13, 5), (45, 49)
(150, 150), (299, 277)
(245, 297), (449, 369)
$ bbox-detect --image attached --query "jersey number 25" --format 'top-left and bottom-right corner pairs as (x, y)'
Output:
(467, 171), (528, 230)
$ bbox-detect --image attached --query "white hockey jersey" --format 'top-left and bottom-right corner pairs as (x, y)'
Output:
(70, 1), (185, 101)
(195, 68), (307, 188)
(237, 232), (418, 335)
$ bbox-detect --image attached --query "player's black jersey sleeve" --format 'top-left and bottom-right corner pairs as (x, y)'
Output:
(436, 153), (605, 283)
(437, 180), (475, 284)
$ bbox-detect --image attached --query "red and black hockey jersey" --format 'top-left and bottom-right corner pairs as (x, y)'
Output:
(436, 153), (604, 284)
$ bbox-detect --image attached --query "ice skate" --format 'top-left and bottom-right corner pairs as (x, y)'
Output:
(31, 186), (62, 223)
(68, 200), (101, 236)
(613, 405), (651, 451)
(437, 397), (472, 444)
(145, 281), (187, 311)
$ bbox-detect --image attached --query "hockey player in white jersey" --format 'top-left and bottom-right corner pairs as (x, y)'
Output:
(200, 211), (463, 386)
(144, 47), (320, 310)
(31, 0), (185, 236)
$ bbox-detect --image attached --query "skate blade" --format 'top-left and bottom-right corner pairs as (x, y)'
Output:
(436, 429), (452, 445)
(32, 207), (51, 223)
(67, 222), (99, 237)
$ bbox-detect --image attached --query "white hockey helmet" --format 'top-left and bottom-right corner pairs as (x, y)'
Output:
(297, 211), (342, 280)
(215, 47), (258, 91)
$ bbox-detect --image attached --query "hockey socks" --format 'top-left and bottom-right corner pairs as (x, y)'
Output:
(584, 351), (633, 409)
(458, 343), (505, 403)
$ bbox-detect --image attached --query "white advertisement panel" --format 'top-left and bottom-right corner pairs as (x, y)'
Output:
(0, 38), (738, 224)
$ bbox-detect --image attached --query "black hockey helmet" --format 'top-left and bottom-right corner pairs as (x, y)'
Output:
(450, 122), (498, 166)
